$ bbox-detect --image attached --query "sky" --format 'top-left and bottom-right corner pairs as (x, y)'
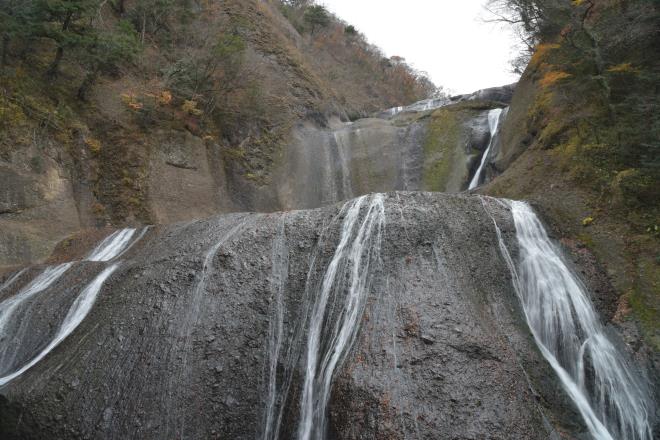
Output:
(320, 0), (521, 95)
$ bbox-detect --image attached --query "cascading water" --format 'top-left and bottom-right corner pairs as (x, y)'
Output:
(0, 226), (147, 387)
(468, 108), (505, 190)
(169, 216), (254, 435)
(483, 198), (654, 440)
(0, 268), (26, 294)
(333, 130), (354, 200)
(86, 228), (138, 261)
(297, 194), (385, 440)
(0, 264), (119, 386)
(262, 218), (291, 440)
(0, 263), (73, 343)
(0, 263), (73, 377)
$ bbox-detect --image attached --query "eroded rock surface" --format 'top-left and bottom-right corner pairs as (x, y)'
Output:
(0, 193), (581, 439)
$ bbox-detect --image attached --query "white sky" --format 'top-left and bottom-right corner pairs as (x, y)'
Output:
(320, 0), (521, 94)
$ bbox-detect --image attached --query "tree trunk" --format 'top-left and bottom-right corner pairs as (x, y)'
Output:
(77, 69), (99, 101)
(46, 46), (64, 79)
(46, 12), (73, 79)
(1, 34), (9, 68)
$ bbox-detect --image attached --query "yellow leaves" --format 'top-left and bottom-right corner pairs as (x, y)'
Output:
(122, 89), (174, 114)
(158, 91), (173, 105)
(530, 43), (561, 68)
(572, 0), (585, 6)
(182, 100), (203, 116)
(607, 63), (638, 74)
(85, 137), (102, 154)
(582, 216), (594, 227)
(540, 71), (572, 88)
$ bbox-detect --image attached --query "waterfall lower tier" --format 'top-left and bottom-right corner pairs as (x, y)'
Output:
(0, 264), (119, 386)
(0, 227), (148, 387)
(0, 193), (654, 439)
(297, 194), (384, 440)
(483, 197), (654, 440)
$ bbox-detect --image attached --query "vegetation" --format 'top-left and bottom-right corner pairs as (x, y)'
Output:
(276, 0), (437, 106)
(487, 0), (659, 349)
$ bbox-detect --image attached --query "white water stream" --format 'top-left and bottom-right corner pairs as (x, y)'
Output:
(0, 264), (119, 386)
(484, 198), (653, 440)
(469, 108), (504, 190)
(0, 226), (147, 386)
(0, 268), (27, 294)
(0, 263), (73, 343)
(297, 194), (385, 440)
(86, 228), (138, 261)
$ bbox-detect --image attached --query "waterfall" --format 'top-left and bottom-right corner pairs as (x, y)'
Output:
(262, 218), (291, 440)
(468, 108), (505, 190)
(297, 194), (385, 440)
(86, 228), (139, 262)
(0, 268), (27, 294)
(483, 198), (654, 440)
(0, 226), (148, 387)
(0, 263), (73, 345)
(0, 264), (119, 386)
(333, 130), (353, 200)
(169, 216), (254, 436)
(0, 263), (73, 375)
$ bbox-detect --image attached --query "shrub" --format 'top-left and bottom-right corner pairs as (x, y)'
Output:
(344, 25), (357, 36)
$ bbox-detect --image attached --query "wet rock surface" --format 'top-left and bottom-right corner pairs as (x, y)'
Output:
(0, 193), (583, 439)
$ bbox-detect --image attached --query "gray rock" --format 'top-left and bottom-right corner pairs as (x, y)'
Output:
(0, 193), (583, 439)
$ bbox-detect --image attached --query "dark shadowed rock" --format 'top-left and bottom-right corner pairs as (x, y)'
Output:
(0, 193), (583, 439)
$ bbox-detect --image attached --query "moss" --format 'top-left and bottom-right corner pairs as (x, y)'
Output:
(629, 287), (660, 351)
(576, 233), (595, 248)
(422, 108), (461, 191)
(581, 216), (594, 226)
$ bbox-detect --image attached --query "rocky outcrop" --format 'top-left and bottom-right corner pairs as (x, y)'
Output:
(451, 83), (516, 105)
(0, 87), (512, 269)
(0, 193), (583, 439)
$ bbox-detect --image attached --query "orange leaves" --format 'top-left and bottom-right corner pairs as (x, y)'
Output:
(121, 89), (174, 113)
(540, 71), (572, 88)
(121, 92), (143, 111)
(607, 63), (638, 74)
(158, 91), (173, 105)
(530, 43), (561, 68)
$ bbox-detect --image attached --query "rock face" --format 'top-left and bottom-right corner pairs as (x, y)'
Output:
(0, 193), (583, 439)
(0, 88), (513, 269)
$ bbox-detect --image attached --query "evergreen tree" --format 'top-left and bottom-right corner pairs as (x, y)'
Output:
(28, 0), (101, 78)
(0, 0), (34, 67)
(303, 5), (330, 34)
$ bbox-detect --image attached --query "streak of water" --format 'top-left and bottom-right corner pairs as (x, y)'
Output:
(0, 264), (118, 386)
(0, 263), (73, 341)
(333, 131), (353, 200)
(86, 228), (137, 262)
(482, 197), (653, 440)
(171, 216), (253, 436)
(262, 218), (290, 440)
(468, 108), (504, 190)
(297, 194), (385, 440)
(0, 268), (27, 294)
